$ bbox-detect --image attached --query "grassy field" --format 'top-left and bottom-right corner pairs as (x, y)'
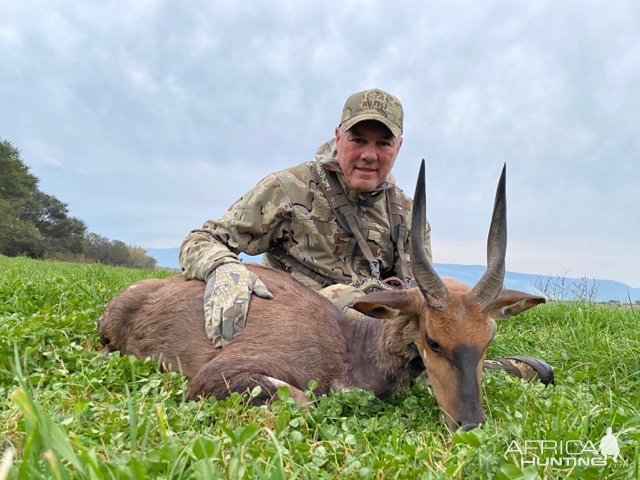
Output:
(0, 255), (638, 479)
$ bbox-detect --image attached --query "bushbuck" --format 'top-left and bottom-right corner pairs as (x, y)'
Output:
(98, 161), (545, 431)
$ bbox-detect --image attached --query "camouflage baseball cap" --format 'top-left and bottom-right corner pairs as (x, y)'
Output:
(340, 88), (404, 137)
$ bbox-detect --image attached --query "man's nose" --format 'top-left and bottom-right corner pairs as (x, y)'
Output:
(360, 143), (377, 161)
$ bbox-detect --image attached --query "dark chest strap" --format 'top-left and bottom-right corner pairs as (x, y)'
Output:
(266, 246), (337, 287)
(385, 182), (411, 286)
(314, 162), (380, 278)
(314, 162), (411, 284)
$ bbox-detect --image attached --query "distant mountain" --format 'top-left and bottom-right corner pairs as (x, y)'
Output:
(146, 248), (639, 303)
(434, 263), (640, 303)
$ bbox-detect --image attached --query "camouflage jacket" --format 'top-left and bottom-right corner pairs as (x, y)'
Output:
(179, 140), (432, 290)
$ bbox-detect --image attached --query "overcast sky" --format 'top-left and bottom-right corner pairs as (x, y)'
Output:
(1, 1), (638, 286)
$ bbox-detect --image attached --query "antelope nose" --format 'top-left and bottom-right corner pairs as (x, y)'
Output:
(460, 422), (482, 432)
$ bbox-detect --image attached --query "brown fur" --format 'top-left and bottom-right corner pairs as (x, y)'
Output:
(98, 264), (545, 430)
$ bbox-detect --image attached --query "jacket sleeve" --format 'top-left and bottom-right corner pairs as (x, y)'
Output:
(179, 173), (292, 280)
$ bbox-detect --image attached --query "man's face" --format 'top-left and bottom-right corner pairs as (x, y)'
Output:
(334, 120), (403, 192)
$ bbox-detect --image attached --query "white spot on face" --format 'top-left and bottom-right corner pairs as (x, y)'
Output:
(489, 319), (497, 339)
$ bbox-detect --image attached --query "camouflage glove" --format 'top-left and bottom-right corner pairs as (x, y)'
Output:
(204, 263), (273, 348)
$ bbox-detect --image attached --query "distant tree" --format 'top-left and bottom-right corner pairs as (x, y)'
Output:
(84, 233), (110, 264)
(21, 190), (87, 255)
(127, 245), (157, 269)
(0, 141), (38, 202)
(83, 233), (157, 268)
(0, 139), (86, 258)
(110, 240), (131, 266)
(1, 139), (157, 269)
(0, 142), (45, 256)
(533, 272), (598, 302)
(0, 197), (45, 257)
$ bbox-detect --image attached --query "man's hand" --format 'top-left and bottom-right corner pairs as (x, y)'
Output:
(204, 263), (273, 347)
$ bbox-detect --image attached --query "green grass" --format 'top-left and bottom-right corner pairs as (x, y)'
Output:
(0, 255), (638, 479)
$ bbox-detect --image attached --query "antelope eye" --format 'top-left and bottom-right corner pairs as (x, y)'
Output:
(426, 336), (442, 354)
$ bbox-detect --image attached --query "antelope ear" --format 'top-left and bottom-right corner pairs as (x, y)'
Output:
(352, 303), (400, 319)
(489, 289), (546, 320)
(351, 289), (423, 319)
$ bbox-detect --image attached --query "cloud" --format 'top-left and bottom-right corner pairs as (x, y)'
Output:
(1, 0), (639, 286)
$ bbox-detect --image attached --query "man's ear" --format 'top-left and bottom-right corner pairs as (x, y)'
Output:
(489, 289), (546, 320)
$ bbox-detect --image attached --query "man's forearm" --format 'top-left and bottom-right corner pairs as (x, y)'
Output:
(179, 229), (240, 280)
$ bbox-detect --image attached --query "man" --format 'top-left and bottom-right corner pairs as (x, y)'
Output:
(179, 88), (553, 384)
